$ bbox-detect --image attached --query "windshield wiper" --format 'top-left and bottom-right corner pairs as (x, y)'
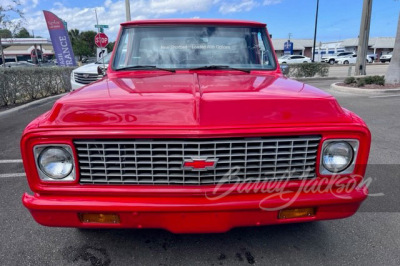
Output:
(116, 65), (175, 72)
(189, 65), (250, 73)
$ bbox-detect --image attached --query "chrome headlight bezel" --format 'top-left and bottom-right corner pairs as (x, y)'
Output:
(319, 139), (359, 175)
(33, 144), (76, 181)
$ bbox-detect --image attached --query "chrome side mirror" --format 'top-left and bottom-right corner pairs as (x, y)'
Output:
(97, 66), (107, 76)
(280, 65), (289, 75)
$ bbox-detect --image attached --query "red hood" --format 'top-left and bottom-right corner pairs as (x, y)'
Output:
(39, 72), (352, 128)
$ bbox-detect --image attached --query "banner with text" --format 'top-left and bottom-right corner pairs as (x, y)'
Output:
(43, 10), (76, 66)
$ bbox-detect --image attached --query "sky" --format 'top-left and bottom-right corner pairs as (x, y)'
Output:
(2, 0), (399, 42)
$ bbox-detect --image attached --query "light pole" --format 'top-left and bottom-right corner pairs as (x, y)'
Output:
(312, 0), (319, 62)
(125, 0), (131, 21)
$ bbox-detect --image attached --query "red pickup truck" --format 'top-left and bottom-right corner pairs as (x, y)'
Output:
(21, 19), (371, 233)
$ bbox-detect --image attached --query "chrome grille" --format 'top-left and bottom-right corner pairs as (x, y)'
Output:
(74, 72), (101, 84)
(75, 136), (321, 185)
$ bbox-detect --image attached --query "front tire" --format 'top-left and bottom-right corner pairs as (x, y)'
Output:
(344, 60), (349, 64)
(329, 59), (335, 65)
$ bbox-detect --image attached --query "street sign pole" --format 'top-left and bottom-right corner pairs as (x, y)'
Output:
(95, 9), (100, 34)
(312, 0), (319, 62)
(93, 11), (109, 71)
(95, 32), (109, 71)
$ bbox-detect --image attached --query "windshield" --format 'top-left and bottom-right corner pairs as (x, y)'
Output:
(112, 26), (276, 70)
(96, 53), (112, 64)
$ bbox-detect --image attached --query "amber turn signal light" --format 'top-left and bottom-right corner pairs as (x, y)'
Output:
(79, 213), (120, 224)
(278, 208), (316, 219)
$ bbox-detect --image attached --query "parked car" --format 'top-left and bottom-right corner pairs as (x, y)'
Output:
(336, 54), (357, 64)
(278, 55), (312, 64)
(21, 19), (371, 233)
(380, 53), (392, 63)
(0, 61), (36, 68)
(336, 54), (372, 64)
(81, 56), (98, 64)
(70, 53), (111, 91)
(322, 51), (354, 64)
(366, 54), (377, 63)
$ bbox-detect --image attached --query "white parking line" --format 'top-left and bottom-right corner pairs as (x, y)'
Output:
(369, 94), (400, 99)
(0, 159), (23, 164)
(0, 173), (26, 178)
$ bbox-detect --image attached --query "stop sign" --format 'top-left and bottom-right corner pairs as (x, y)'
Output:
(95, 33), (109, 48)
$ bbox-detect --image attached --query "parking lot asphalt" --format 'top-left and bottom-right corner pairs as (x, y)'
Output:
(0, 79), (399, 266)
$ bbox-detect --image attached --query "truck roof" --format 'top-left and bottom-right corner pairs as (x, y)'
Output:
(121, 19), (266, 27)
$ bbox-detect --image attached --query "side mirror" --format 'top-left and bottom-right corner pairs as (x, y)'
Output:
(280, 65), (289, 75)
(97, 66), (107, 76)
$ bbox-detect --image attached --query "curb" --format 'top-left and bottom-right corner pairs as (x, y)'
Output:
(330, 83), (400, 94)
(0, 93), (67, 117)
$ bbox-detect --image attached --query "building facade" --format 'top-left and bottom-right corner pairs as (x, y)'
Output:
(0, 38), (54, 64)
(313, 37), (395, 62)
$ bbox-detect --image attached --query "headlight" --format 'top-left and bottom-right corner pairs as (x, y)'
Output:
(34, 145), (75, 181)
(320, 140), (359, 174)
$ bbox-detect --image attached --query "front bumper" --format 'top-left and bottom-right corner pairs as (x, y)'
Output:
(70, 79), (84, 91)
(23, 185), (368, 233)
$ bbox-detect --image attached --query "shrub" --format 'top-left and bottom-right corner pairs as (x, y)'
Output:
(344, 77), (356, 84)
(0, 67), (75, 107)
(356, 78), (366, 87)
(287, 63), (329, 78)
(364, 75), (385, 86)
(345, 75), (385, 88)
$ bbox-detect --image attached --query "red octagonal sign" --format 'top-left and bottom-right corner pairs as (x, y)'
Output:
(95, 33), (109, 48)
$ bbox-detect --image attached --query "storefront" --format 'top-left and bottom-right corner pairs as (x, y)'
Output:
(0, 38), (54, 64)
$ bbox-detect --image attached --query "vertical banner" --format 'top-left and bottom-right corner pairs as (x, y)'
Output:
(43, 10), (77, 66)
(284, 40), (293, 55)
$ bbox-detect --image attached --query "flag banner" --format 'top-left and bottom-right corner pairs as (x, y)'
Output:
(43, 10), (77, 66)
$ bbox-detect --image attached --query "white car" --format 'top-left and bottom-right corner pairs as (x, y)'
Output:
(278, 55), (312, 64)
(70, 53), (111, 91)
(336, 54), (357, 64)
(0, 61), (36, 68)
(380, 53), (392, 63)
(322, 52), (354, 64)
(336, 54), (373, 64)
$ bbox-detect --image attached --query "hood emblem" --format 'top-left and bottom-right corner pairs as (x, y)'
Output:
(182, 157), (218, 171)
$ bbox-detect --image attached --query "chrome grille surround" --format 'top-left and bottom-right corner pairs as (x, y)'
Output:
(74, 72), (101, 84)
(75, 136), (321, 185)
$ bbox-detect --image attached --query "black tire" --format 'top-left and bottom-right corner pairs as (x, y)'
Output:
(329, 59), (335, 65)
(303, 61), (308, 63)
(344, 60), (349, 64)
(281, 62), (287, 64)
